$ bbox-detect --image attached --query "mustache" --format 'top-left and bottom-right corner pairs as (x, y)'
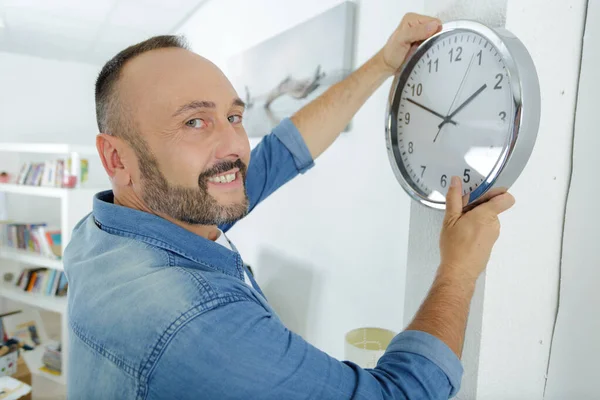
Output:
(198, 159), (247, 183)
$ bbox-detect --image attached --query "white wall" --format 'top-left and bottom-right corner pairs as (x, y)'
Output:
(0, 52), (99, 145)
(544, 1), (598, 398)
(404, 0), (586, 399)
(179, 0), (419, 358)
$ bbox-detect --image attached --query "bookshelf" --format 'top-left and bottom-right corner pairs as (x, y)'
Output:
(0, 247), (63, 270)
(0, 142), (104, 387)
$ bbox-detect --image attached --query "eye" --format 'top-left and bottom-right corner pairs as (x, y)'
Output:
(228, 115), (243, 124)
(185, 118), (206, 128)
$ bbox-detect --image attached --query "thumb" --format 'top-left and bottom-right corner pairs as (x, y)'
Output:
(444, 176), (463, 224)
(403, 20), (441, 44)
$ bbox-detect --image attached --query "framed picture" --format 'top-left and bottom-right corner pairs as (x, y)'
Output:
(226, 2), (356, 137)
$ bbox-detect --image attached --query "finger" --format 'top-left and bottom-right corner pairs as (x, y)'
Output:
(403, 18), (441, 43)
(473, 192), (516, 216)
(444, 176), (463, 223)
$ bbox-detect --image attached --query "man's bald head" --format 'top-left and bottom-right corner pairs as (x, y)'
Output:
(95, 35), (189, 142)
(94, 35), (251, 227)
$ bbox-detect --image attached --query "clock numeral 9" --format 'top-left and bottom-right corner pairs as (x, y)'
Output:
(499, 111), (507, 121)
(441, 174), (447, 188)
(449, 46), (463, 63)
(494, 73), (503, 90)
(428, 58), (439, 73)
(405, 112), (411, 125)
(411, 83), (423, 97)
(408, 142), (414, 154)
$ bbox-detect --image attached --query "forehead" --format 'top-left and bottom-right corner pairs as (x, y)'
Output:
(119, 48), (238, 117)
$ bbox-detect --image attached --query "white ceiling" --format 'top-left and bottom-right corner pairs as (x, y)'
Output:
(0, 0), (210, 65)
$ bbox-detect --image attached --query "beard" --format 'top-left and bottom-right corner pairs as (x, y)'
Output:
(136, 151), (249, 225)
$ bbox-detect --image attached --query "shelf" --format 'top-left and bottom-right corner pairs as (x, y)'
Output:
(0, 284), (67, 314)
(21, 343), (65, 385)
(0, 142), (96, 156)
(0, 183), (100, 199)
(0, 184), (69, 199)
(0, 247), (63, 270)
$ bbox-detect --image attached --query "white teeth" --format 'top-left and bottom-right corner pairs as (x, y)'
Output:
(209, 173), (236, 184)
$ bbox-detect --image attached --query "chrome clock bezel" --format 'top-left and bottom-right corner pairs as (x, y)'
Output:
(385, 20), (541, 210)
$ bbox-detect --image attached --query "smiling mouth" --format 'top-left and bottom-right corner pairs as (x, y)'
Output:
(207, 169), (239, 184)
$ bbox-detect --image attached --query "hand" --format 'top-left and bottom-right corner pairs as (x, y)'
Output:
(406, 98), (457, 125)
(378, 13), (442, 76)
(438, 84), (488, 129)
(438, 176), (515, 283)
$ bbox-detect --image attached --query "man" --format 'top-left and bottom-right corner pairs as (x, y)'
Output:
(64, 13), (514, 399)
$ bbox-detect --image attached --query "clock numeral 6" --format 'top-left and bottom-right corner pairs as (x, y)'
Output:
(441, 174), (447, 188)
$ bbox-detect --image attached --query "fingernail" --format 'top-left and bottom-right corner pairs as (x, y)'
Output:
(426, 21), (439, 33)
(450, 176), (460, 187)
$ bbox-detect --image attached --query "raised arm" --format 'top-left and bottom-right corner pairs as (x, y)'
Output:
(291, 13), (442, 159)
(406, 177), (515, 357)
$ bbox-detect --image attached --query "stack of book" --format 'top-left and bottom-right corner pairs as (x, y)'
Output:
(14, 158), (88, 188)
(1, 223), (61, 259)
(41, 343), (62, 375)
(14, 269), (67, 297)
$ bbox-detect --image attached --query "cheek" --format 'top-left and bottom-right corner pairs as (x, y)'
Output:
(159, 151), (210, 187)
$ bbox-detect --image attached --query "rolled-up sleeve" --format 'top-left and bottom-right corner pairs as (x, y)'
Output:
(147, 299), (463, 400)
(220, 118), (314, 232)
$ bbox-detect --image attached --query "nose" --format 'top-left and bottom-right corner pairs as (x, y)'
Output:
(214, 116), (248, 161)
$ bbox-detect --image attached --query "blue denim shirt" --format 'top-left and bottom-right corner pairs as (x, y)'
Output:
(64, 118), (463, 399)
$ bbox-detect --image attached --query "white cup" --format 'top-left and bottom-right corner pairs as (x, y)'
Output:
(344, 327), (396, 369)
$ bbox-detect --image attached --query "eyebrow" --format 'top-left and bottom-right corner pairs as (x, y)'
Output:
(172, 98), (246, 118)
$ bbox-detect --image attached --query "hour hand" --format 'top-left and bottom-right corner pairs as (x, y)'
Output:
(406, 98), (458, 125)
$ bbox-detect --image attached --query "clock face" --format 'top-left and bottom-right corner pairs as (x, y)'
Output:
(394, 29), (514, 204)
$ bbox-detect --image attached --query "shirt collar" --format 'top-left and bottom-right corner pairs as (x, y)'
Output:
(92, 190), (244, 279)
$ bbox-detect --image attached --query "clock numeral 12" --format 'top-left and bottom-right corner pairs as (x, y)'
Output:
(449, 46), (463, 63)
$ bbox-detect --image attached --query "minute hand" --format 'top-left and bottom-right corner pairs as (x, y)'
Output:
(438, 84), (488, 129)
(406, 98), (457, 125)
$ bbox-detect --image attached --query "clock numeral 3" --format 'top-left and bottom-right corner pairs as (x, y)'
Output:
(441, 174), (447, 188)
(494, 73), (503, 90)
(449, 46), (463, 63)
(411, 83), (423, 96)
(463, 169), (471, 183)
(408, 142), (414, 153)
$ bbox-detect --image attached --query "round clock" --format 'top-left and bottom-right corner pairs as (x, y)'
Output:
(385, 20), (541, 209)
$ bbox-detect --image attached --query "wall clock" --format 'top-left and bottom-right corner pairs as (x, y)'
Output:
(385, 20), (541, 209)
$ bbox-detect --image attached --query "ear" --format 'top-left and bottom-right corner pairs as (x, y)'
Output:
(96, 133), (132, 187)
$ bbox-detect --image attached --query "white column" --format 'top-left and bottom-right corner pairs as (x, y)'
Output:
(404, 0), (586, 398)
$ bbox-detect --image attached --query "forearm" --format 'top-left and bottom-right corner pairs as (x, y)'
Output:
(405, 267), (477, 358)
(290, 51), (392, 159)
